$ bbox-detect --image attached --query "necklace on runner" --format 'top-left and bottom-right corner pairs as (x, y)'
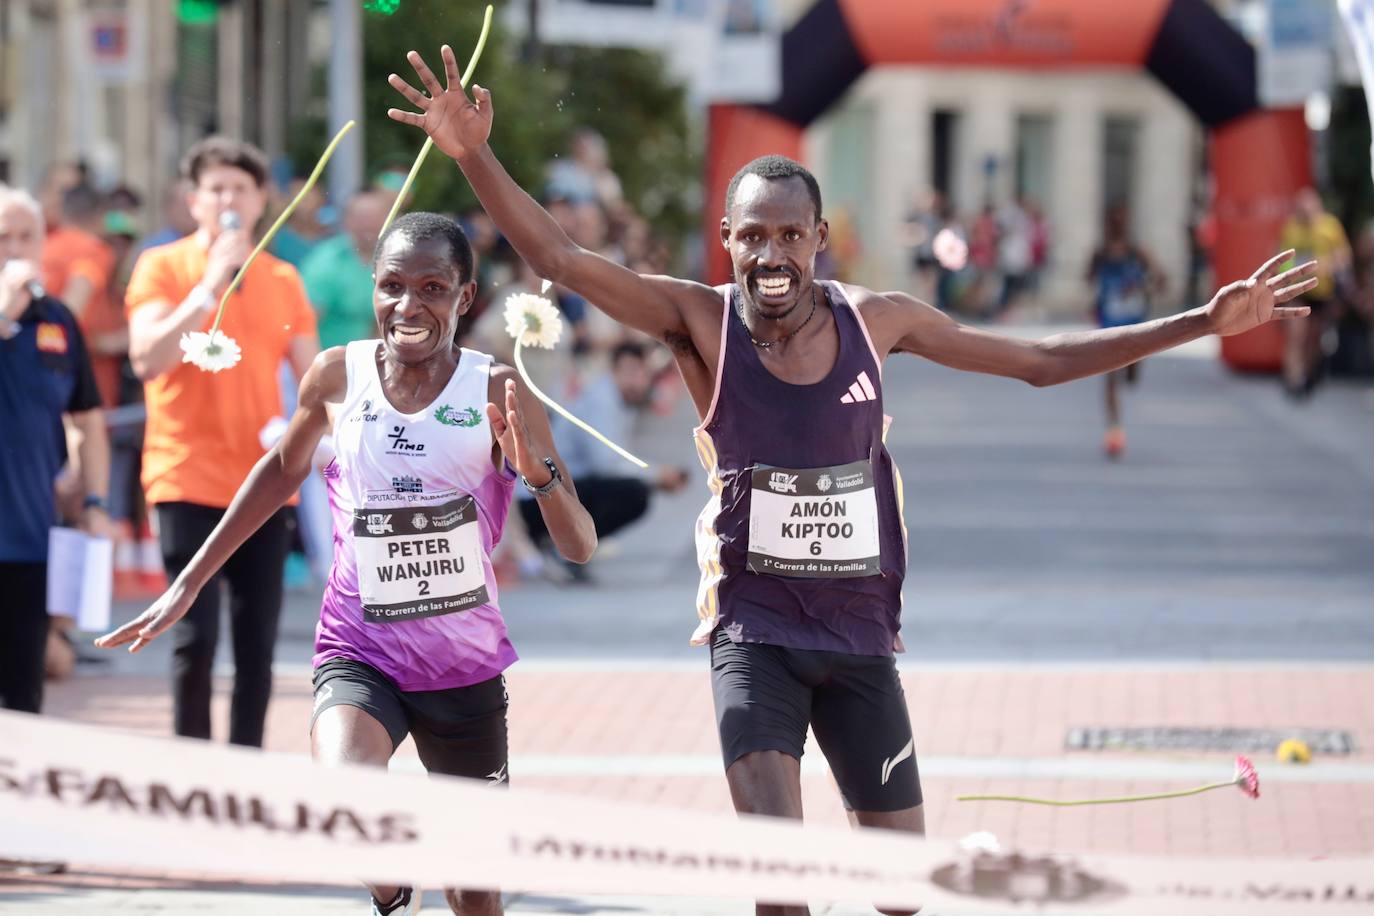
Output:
(741, 283), (818, 350)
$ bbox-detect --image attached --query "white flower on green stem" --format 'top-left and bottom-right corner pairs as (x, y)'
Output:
(504, 292), (563, 350)
(179, 330), (242, 372)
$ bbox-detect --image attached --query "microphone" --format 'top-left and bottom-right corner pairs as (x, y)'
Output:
(1, 258), (45, 301)
(218, 210), (245, 290)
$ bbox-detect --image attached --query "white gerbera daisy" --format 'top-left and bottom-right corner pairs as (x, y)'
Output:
(932, 227), (969, 271)
(503, 292), (563, 350)
(179, 330), (243, 372)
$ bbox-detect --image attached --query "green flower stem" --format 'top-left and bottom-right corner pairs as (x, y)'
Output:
(208, 120), (357, 337)
(956, 780), (1238, 807)
(514, 340), (649, 469)
(380, 4), (494, 236)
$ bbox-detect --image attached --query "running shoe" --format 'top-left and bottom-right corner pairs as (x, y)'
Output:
(371, 886), (421, 915)
(1103, 426), (1125, 460)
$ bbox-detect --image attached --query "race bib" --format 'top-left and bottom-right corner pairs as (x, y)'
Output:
(1102, 287), (1147, 324)
(354, 495), (489, 623)
(747, 460), (881, 579)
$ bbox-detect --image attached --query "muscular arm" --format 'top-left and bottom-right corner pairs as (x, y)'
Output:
(870, 251), (1319, 387)
(455, 143), (704, 341)
(881, 290), (1212, 387)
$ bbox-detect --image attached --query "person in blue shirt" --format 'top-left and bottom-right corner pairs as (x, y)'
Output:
(1088, 206), (1165, 459)
(517, 341), (688, 580)
(0, 184), (112, 713)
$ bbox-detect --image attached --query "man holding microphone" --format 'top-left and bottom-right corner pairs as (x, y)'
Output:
(0, 183), (111, 714)
(125, 137), (319, 747)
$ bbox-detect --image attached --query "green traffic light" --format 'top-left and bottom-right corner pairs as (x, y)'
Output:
(177, 0), (218, 24)
(364, 0), (401, 13)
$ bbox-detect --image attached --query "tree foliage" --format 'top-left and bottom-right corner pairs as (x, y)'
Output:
(280, 0), (705, 253)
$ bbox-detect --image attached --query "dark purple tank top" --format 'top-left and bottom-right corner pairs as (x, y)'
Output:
(691, 282), (906, 656)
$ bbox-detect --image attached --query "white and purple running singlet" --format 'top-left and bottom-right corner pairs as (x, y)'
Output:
(314, 341), (517, 691)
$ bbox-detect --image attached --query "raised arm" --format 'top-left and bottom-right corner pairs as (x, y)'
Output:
(874, 251), (1319, 387)
(96, 347), (344, 652)
(385, 46), (707, 343)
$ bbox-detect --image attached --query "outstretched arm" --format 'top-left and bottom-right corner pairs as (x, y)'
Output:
(386, 46), (707, 344)
(96, 348), (344, 652)
(883, 251), (1318, 387)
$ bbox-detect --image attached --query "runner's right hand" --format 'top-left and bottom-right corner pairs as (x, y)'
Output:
(94, 581), (200, 654)
(386, 46), (494, 162)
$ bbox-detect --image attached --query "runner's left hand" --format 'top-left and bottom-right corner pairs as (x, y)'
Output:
(1204, 250), (1318, 337)
(486, 378), (550, 486)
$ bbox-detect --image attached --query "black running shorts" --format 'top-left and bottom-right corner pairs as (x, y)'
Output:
(710, 627), (922, 812)
(311, 658), (509, 784)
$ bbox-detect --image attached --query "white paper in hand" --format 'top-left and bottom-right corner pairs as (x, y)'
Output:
(46, 527), (114, 631)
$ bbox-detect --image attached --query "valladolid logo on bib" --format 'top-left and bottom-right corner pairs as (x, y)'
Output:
(434, 404), (482, 427)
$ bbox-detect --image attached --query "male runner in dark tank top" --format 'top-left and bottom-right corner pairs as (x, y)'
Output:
(389, 47), (1318, 916)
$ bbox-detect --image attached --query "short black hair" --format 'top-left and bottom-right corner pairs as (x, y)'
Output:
(181, 136), (270, 188)
(61, 184), (103, 222)
(610, 340), (648, 366)
(725, 155), (822, 223)
(374, 211), (475, 284)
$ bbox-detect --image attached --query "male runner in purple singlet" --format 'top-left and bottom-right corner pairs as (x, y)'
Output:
(388, 46), (1318, 916)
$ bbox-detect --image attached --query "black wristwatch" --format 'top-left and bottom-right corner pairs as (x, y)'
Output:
(82, 494), (108, 512)
(521, 458), (562, 498)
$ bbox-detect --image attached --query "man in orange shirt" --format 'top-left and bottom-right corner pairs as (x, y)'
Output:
(125, 137), (319, 747)
(41, 185), (124, 407)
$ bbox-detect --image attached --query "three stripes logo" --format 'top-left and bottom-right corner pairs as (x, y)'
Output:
(840, 371), (877, 404)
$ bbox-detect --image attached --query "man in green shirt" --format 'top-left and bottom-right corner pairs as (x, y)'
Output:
(300, 190), (394, 347)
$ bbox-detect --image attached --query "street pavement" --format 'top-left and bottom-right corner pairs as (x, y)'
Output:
(5, 333), (1374, 913)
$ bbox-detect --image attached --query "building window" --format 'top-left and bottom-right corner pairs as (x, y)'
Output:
(931, 108), (961, 202)
(1102, 115), (1140, 228)
(1015, 114), (1053, 206)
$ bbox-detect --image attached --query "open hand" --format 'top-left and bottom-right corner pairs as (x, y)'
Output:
(486, 378), (549, 485)
(94, 581), (199, 654)
(1204, 250), (1318, 337)
(386, 46), (493, 162)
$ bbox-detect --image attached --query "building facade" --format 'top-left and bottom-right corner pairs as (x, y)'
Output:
(805, 66), (1201, 313)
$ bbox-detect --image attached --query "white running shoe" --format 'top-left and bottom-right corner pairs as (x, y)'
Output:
(371, 886), (421, 915)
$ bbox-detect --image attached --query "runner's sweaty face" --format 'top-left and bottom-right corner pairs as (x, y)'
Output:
(721, 174), (828, 322)
(372, 234), (475, 366)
